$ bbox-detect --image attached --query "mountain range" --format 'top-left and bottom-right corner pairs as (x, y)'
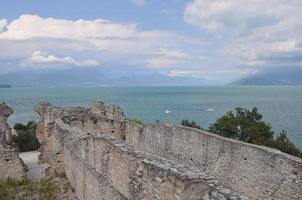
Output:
(1, 67), (302, 87)
(231, 67), (302, 85)
(0, 68), (207, 87)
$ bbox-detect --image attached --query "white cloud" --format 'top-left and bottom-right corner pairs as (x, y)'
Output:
(131, 0), (146, 6)
(184, 0), (302, 33)
(0, 15), (202, 73)
(185, 0), (302, 70)
(146, 48), (191, 68)
(166, 70), (197, 77)
(29, 51), (99, 67)
(0, 19), (7, 32)
(80, 59), (100, 66)
(270, 40), (299, 53)
(146, 57), (185, 68)
(0, 15), (136, 40)
(155, 48), (189, 59)
(0, 15), (192, 57)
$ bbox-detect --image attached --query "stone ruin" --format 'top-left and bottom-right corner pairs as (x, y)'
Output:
(0, 100), (301, 199)
(33, 101), (302, 200)
(0, 102), (26, 180)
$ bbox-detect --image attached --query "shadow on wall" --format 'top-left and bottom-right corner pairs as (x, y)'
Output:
(33, 101), (302, 200)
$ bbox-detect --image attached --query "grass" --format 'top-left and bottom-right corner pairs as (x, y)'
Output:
(129, 119), (144, 126)
(0, 178), (57, 200)
(38, 179), (57, 200)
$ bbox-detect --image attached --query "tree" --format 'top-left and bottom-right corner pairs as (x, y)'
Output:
(12, 121), (40, 152)
(209, 107), (302, 158)
(268, 131), (302, 158)
(209, 107), (274, 145)
(181, 120), (202, 129)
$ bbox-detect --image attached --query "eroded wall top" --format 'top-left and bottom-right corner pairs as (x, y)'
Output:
(35, 101), (302, 200)
(0, 101), (27, 180)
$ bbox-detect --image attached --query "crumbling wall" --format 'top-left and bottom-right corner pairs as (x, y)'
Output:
(0, 101), (26, 180)
(34, 101), (127, 176)
(57, 121), (246, 200)
(124, 123), (302, 200)
(35, 102), (302, 200)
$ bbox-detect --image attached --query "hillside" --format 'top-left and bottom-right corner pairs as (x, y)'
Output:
(232, 67), (302, 85)
(0, 68), (109, 87)
(0, 68), (206, 87)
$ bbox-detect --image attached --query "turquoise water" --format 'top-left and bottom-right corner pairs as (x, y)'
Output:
(1, 86), (302, 148)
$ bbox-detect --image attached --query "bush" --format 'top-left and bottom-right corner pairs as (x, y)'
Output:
(38, 178), (57, 200)
(209, 107), (274, 145)
(12, 121), (40, 152)
(209, 107), (302, 158)
(266, 131), (302, 158)
(181, 120), (202, 130)
(0, 178), (57, 200)
(0, 178), (22, 200)
(130, 119), (144, 126)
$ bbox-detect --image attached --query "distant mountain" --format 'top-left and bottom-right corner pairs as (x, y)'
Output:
(231, 67), (302, 85)
(0, 68), (110, 87)
(117, 73), (207, 86)
(0, 84), (11, 88)
(0, 68), (207, 87)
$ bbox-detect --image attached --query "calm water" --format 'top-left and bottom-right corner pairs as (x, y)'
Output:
(1, 86), (302, 147)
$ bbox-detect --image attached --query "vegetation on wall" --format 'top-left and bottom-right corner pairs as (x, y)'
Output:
(180, 120), (202, 130)
(12, 121), (40, 152)
(129, 119), (144, 126)
(181, 107), (302, 158)
(0, 178), (57, 200)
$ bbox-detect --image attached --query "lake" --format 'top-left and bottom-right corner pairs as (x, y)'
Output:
(1, 86), (302, 147)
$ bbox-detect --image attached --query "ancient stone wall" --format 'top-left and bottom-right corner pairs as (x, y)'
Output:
(124, 123), (302, 200)
(35, 102), (302, 200)
(63, 133), (243, 200)
(0, 102), (26, 180)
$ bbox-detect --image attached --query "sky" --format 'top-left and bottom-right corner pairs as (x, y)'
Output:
(0, 0), (301, 82)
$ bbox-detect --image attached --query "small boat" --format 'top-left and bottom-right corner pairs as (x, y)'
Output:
(206, 108), (214, 112)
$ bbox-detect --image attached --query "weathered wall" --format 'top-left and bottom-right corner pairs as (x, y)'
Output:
(63, 133), (237, 200)
(0, 102), (26, 180)
(35, 102), (302, 200)
(34, 101), (127, 176)
(59, 123), (246, 200)
(124, 123), (302, 200)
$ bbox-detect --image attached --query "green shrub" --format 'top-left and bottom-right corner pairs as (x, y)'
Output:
(38, 179), (57, 200)
(209, 107), (274, 145)
(0, 178), (20, 200)
(0, 178), (57, 200)
(265, 131), (302, 158)
(181, 120), (202, 130)
(209, 107), (302, 158)
(12, 121), (40, 152)
(130, 119), (144, 126)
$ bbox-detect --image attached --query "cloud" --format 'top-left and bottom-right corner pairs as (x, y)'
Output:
(165, 70), (197, 77)
(0, 19), (7, 32)
(0, 15), (203, 74)
(0, 15), (192, 57)
(28, 51), (99, 67)
(184, 0), (302, 33)
(185, 0), (302, 70)
(146, 48), (191, 68)
(0, 15), (136, 40)
(131, 0), (146, 6)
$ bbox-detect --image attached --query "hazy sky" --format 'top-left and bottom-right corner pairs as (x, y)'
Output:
(0, 0), (301, 81)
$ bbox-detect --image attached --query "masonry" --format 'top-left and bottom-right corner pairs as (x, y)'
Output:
(0, 102), (26, 180)
(34, 101), (302, 200)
